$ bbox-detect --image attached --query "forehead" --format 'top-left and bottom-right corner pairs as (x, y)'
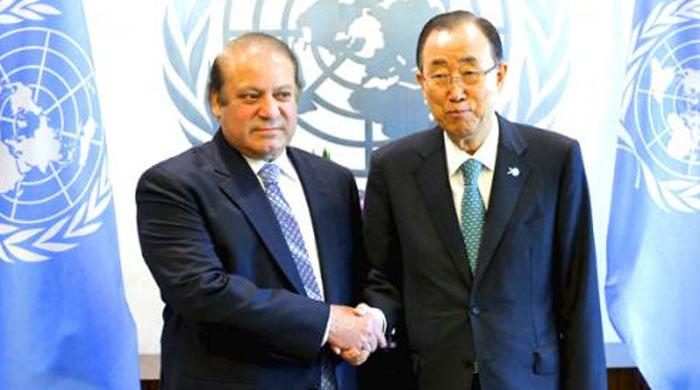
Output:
(421, 23), (492, 68)
(221, 43), (296, 87)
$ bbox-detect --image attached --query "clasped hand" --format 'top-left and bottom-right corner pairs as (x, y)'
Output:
(327, 303), (386, 366)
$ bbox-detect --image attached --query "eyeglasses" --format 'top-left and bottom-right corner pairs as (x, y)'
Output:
(425, 62), (500, 89)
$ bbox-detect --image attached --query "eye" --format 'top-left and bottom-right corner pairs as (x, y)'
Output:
(430, 73), (448, 81)
(275, 91), (294, 101)
(460, 69), (482, 84)
(238, 93), (260, 103)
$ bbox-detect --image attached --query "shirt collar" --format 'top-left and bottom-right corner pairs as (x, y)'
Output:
(444, 112), (499, 177)
(243, 148), (299, 183)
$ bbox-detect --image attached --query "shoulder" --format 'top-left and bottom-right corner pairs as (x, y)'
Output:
(502, 118), (580, 163)
(507, 118), (576, 147)
(371, 127), (442, 165)
(137, 140), (218, 190)
(528, 127), (576, 149)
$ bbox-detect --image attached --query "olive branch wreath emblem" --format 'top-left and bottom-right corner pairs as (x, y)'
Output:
(0, 0), (58, 25)
(618, 0), (700, 213)
(0, 4), (113, 263)
(162, 0), (218, 146)
(162, 0), (572, 145)
(502, 1), (570, 129)
(0, 159), (114, 263)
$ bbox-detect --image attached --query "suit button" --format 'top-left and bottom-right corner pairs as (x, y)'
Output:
(470, 306), (481, 316)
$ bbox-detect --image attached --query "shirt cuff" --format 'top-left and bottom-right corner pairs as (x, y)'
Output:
(321, 306), (332, 346)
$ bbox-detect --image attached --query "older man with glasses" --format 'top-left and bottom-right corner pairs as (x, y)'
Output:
(361, 10), (607, 390)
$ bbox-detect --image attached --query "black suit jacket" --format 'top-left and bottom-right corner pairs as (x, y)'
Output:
(362, 116), (606, 390)
(136, 132), (364, 389)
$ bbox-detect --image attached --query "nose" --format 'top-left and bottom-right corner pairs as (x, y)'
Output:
(258, 95), (280, 119)
(446, 79), (467, 102)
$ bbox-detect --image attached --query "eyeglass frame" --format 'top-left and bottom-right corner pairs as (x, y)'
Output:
(423, 62), (501, 89)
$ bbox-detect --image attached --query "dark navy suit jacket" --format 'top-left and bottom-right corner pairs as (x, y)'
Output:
(362, 115), (606, 390)
(136, 132), (363, 390)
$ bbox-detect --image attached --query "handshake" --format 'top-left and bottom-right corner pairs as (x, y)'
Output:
(327, 303), (387, 366)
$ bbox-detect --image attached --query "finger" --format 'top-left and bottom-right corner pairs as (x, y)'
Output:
(366, 335), (378, 352)
(340, 348), (361, 362)
(360, 342), (371, 352)
(344, 350), (367, 366)
(354, 303), (370, 316)
(371, 328), (387, 349)
(368, 319), (387, 349)
(355, 350), (370, 366)
(377, 333), (387, 349)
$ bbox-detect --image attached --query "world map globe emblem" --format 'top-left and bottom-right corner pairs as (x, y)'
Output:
(165, 1), (568, 184)
(221, 0), (510, 177)
(632, 24), (700, 181)
(0, 27), (104, 225)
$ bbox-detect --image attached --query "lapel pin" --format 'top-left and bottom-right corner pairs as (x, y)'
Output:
(507, 166), (520, 177)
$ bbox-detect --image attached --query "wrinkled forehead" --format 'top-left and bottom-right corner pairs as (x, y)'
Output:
(421, 24), (492, 68)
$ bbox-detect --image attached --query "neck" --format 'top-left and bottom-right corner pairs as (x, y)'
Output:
(457, 134), (486, 154)
(451, 114), (494, 154)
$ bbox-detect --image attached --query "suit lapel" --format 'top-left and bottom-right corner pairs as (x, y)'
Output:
(211, 133), (307, 294)
(414, 129), (473, 288)
(474, 116), (529, 286)
(287, 149), (344, 303)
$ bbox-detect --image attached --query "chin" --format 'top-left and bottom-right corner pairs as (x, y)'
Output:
(444, 125), (475, 138)
(257, 145), (285, 160)
(441, 117), (476, 131)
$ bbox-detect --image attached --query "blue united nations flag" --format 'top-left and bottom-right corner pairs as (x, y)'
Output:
(607, 0), (700, 388)
(0, 1), (139, 389)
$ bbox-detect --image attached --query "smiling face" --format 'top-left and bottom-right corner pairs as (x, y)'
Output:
(210, 41), (298, 160)
(416, 22), (507, 153)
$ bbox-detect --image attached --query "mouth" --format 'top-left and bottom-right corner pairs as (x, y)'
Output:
(254, 126), (283, 132)
(445, 109), (472, 118)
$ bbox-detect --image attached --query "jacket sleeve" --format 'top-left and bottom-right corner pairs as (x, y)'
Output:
(361, 151), (404, 332)
(135, 165), (329, 363)
(554, 141), (607, 390)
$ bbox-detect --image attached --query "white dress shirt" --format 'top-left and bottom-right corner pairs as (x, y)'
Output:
(444, 112), (500, 219)
(244, 150), (325, 299)
(247, 150), (385, 348)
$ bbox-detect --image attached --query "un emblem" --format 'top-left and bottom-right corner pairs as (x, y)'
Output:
(620, 0), (700, 212)
(0, 18), (112, 262)
(164, 0), (569, 182)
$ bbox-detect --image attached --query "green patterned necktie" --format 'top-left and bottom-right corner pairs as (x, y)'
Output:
(460, 159), (485, 273)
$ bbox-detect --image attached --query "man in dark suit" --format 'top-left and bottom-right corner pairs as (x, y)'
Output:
(137, 33), (385, 390)
(362, 11), (607, 390)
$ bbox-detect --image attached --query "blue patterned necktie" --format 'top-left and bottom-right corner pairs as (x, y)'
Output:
(460, 159), (485, 274)
(258, 163), (336, 390)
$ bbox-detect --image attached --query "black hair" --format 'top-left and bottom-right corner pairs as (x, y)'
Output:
(415, 10), (503, 71)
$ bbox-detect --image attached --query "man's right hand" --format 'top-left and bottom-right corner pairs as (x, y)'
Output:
(327, 304), (386, 363)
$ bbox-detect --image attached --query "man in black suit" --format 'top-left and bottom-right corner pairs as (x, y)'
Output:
(362, 11), (606, 390)
(137, 33), (384, 390)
